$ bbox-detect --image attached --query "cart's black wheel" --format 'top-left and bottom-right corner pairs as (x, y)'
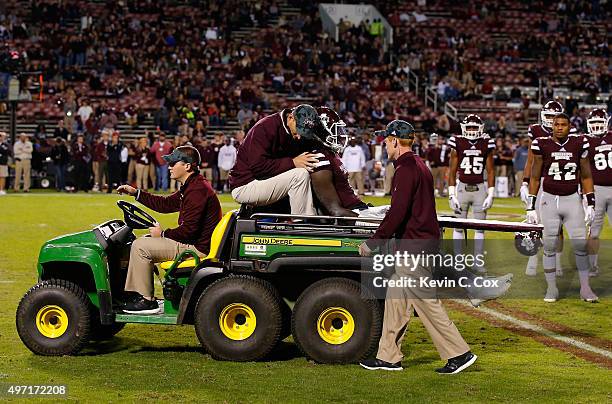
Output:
(292, 277), (382, 364)
(16, 280), (91, 356)
(194, 275), (282, 361)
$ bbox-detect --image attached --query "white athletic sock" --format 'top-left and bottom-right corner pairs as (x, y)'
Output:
(589, 254), (598, 268)
(578, 269), (592, 290)
(544, 272), (557, 288)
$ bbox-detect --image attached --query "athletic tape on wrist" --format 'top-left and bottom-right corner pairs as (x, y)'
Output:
(585, 192), (595, 207)
(527, 194), (537, 211)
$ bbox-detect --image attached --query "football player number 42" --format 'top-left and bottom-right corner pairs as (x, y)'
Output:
(593, 152), (612, 171)
(460, 156), (484, 174)
(548, 162), (577, 180)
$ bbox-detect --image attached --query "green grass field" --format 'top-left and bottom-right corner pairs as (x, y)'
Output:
(0, 192), (610, 403)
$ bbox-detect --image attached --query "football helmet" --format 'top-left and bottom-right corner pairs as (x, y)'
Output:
(540, 100), (564, 129)
(315, 106), (349, 153)
(430, 132), (439, 143)
(514, 227), (543, 257)
(586, 108), (609, 136)
(460, 114), (484, 140)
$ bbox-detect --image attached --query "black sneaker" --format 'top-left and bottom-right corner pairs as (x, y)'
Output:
(122, 295), (161, 314)
(435, 351), (477, 374)
(359, 358), (403, 371)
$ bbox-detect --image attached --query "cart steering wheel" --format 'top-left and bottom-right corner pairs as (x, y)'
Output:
(117, 200), (158, 229)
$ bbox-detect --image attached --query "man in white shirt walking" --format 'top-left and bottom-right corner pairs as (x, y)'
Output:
(13, 132), (33, 192)
(217, 137), (237, 193)
(342, 138), (366, 195)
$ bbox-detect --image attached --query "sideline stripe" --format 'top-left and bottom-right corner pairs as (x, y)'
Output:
(452, 299), (612, 360)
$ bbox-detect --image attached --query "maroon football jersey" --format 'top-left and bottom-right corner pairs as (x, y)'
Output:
(531, 135), (589, 196)
(312, 149), (362, 209)
(448, 135), (494, 184)
(587, 131), (612, 186)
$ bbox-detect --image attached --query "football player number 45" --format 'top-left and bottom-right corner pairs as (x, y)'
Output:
(460, 156), (484, 174)
(548, 162), (577, 180)
(593, 152), (612, 171)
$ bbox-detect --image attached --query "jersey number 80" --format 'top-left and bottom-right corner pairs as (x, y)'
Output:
(593, 152), (612, 171)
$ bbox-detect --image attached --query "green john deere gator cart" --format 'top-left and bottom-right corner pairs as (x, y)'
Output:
(16, 200), (540, 363)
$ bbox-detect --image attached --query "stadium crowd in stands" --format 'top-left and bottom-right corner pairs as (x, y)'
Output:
(0, 0), (609, 195)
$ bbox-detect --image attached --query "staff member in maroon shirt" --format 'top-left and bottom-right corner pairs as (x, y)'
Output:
(229, 104), (321, 215)
(359, 120), (476, 375)
(117, 146), (222, 314)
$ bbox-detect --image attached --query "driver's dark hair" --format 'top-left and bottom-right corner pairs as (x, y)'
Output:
(177, 145), (201, 173)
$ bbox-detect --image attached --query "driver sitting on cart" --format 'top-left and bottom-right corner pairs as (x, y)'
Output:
(117, 146), (222, 314)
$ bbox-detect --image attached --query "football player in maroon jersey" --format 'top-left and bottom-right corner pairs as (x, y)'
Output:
(447, 114), (495, 272)
(585, 108), (612, 277)
(526, 113), (598, 302)
(520, 100), (569, 276)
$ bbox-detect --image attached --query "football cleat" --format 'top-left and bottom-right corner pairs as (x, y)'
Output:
(540, 100), (564, 129)
(460, 114), (485, 140)
(586, 108), (609, 136)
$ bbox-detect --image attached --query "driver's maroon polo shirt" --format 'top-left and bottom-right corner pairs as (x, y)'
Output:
(136, 174), (222, 254)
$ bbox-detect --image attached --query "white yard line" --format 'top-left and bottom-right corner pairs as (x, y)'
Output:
(453, 299), (612, 359)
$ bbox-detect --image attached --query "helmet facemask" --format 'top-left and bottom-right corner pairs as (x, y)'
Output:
(460, 122), (484, 140)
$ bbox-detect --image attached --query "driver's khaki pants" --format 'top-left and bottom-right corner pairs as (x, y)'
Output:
(125, 236), (204, 298)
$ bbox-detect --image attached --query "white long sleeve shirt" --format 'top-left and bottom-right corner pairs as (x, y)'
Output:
(342, 145), (366, 173)
(13, 139), (33, 160)
(218, 144), (237, 171)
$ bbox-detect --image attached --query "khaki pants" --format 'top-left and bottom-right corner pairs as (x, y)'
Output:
(14, 159), (31, 191)
(148, 164), (156, 189)
(127, 159), (137, 185)
(376, 262), (470, 363)
(431, 166), (447, 193)
(202, 168), (213, 183)
(95, 160), (108, 189)
(135, 163), (149, 190)
(348, 171), (364, 195)
(384, 162), (395, 194)
(231, 168), (315, 215)
(125, 236), (204, 298)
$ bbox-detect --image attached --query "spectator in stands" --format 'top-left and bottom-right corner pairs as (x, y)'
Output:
(71, 134), (90, 192)
(99, 107), (118, 130)
(217, 137), (237, 193)
(509, 86), (522, 103)
(13, 133), (33, 193)
(151, 133), (173, 192)
(93, 131), (109, 192)
(0, 132), (9, 195)
(107, 132), (124, 193)
(513, 137), (529, 196)
(53, 120), (69, 141)
(77, 99), (93, 130)
(342, 138), (366, 195)
(134, 137), (150, 190)
(50, 137), (69, 192)
(237, 105), (254, 129)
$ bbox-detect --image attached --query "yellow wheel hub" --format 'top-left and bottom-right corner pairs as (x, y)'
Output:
(35, 305), (69, 338)
(317, 307), (355, 345)
(219, 303), (257, 340)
